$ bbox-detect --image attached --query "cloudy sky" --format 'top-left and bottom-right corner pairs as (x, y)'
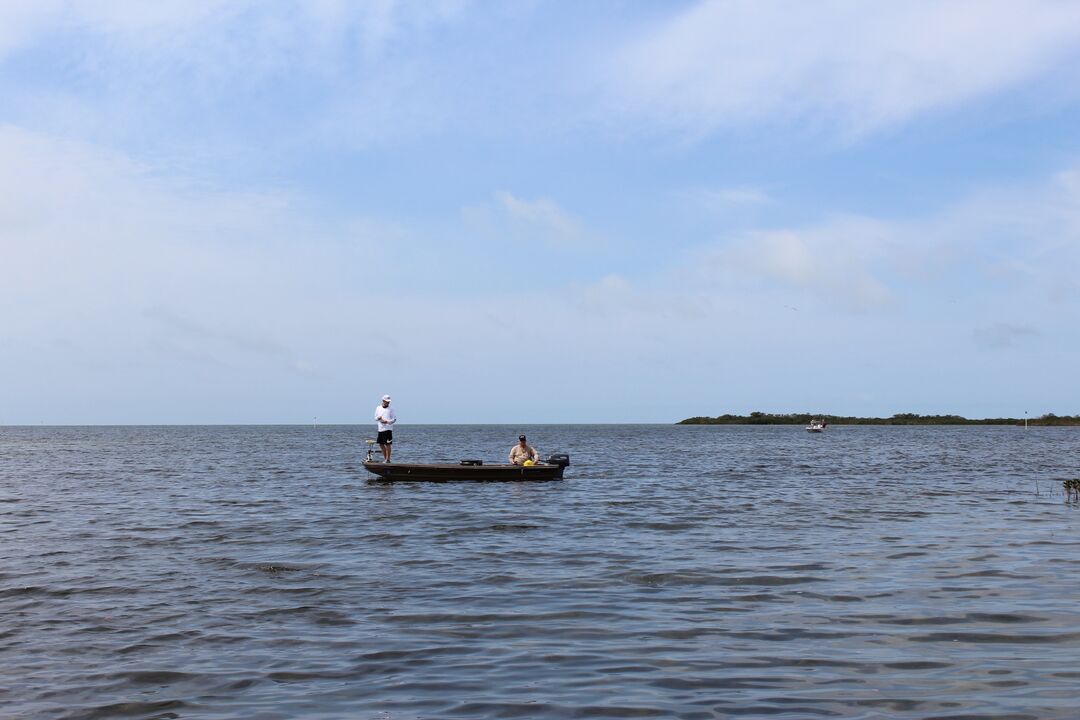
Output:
(2, 0), (1080, 424)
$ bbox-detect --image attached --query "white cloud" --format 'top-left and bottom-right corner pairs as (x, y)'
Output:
(7, 1), (1080, 155)
(461, 191), (597, 251)
(0, 0), (469, 62)
(673, 163), (1080, 322)
(0, 1), (228, 58)
(0, 125), (390, 379)
(696, 217), (897, 311)
(495, 191), (585, 245)
(0, 1), (479, 154)
(605, 0), (1080, 139)
(678, 186), (772, 211)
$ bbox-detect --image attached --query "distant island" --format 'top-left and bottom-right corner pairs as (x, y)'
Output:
(678, 412), (1080, 426)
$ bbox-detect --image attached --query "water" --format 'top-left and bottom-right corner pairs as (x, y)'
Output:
(2, 424), (1079, 719)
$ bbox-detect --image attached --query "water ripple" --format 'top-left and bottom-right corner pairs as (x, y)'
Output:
(3, 424), (1080, 719)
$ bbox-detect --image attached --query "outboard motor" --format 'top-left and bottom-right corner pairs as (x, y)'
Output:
(545, 453), (570, 467)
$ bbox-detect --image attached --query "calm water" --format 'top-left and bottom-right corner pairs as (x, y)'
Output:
(2, 424), (1080, 719)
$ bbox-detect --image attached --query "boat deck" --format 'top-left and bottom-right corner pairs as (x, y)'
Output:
(363, 461), (566, 482)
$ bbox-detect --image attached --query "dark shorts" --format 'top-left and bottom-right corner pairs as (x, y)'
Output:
(377, 430), (393, 445)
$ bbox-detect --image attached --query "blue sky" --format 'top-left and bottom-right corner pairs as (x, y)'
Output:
(3, 0), (1080, 424)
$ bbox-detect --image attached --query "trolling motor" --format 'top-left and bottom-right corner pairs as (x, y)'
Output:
(544, 453), (570, 467)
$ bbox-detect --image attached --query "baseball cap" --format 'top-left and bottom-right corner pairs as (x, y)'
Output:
(381, 394), (391, 401)
(518, 434), (526, 441)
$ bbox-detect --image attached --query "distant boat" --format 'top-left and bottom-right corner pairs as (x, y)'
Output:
(806, 419), (827, 433)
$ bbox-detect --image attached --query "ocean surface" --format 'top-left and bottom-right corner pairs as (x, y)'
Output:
(2, 424), (1080, 720)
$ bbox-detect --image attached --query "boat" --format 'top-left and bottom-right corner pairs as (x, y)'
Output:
(806, 419), (827, 433)
(363, 453), (570, 482)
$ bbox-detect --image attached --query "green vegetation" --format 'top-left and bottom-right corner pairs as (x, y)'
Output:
(1065, 479), (1080, 502)
(677, 411), (1080, 426)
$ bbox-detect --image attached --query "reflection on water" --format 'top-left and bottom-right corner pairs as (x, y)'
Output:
(2, 424), (1080, 719)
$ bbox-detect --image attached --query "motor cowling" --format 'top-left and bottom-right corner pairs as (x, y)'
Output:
(545, 453), (570, 467)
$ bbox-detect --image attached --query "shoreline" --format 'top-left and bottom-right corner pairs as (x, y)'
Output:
(678, 412), (1080, 426)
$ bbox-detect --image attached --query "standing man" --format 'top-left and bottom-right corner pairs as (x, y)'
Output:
(374, 394), (396, 462)
(509, 434), (539, 465)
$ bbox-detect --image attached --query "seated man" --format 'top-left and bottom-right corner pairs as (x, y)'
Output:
(509, 434), (539, 465)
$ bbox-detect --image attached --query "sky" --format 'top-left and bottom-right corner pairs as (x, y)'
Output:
(2, 0), (1080, 424)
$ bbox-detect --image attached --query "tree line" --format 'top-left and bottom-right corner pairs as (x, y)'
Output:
(677, 412), (1080, 426)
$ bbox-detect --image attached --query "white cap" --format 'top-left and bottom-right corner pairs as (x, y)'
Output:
(381, 394), (391, 401)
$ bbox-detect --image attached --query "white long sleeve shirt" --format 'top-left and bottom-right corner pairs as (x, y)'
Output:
(375, 404), (397, 431)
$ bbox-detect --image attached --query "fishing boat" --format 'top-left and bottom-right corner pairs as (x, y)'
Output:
(806, 419), (827, 433)
(363, 453), (570, 482)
